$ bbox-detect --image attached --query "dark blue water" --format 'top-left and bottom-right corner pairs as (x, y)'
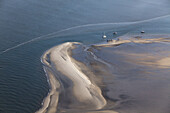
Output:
(0, 0), (170, 112)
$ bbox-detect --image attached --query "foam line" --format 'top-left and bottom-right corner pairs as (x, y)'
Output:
(0, 14), (170, 55)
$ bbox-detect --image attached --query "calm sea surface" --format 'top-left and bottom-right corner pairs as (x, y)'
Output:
(0, 0), (170, 112)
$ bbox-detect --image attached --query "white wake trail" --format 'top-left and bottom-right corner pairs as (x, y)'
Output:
(0, 14), (170, 55)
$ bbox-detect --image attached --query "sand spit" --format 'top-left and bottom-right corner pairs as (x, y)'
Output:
(94, 37), (170, 47)
(37, 42), (113, 113)
(37, 36), (170, 113)
(36, 67), (60, 113)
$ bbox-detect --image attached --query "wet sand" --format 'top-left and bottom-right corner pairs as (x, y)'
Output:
(38, 42), (118, 113)
(92, 36), (170, 113)
(94, 37), (170, 47)
(38, 35), (170, 113)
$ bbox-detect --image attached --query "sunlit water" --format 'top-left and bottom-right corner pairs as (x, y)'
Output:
(0, 0), (170, 112)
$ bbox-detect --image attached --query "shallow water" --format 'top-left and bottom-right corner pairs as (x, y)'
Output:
(92, 37), (170, 113)
(0, 0), (170, 112)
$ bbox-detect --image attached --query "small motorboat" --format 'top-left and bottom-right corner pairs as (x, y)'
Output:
(141, 31), (145, 33)
(113, 32), (117, 35)
(102, 32), (107, 39)
(102, 34), (107, 39)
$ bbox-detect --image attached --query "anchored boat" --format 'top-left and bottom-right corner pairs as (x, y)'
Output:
(102, 33), (107, 39)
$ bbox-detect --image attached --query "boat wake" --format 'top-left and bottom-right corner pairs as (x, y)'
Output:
(1, 14), (170, 55)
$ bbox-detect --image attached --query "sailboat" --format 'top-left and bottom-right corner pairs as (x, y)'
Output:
(141, 27), (145, 33)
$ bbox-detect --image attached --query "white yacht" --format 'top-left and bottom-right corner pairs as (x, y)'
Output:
(102, 33), (107, 39)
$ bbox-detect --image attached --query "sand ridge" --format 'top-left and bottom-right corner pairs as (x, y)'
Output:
(94, 37), (170, 47)
(37, 42), (113, 113)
